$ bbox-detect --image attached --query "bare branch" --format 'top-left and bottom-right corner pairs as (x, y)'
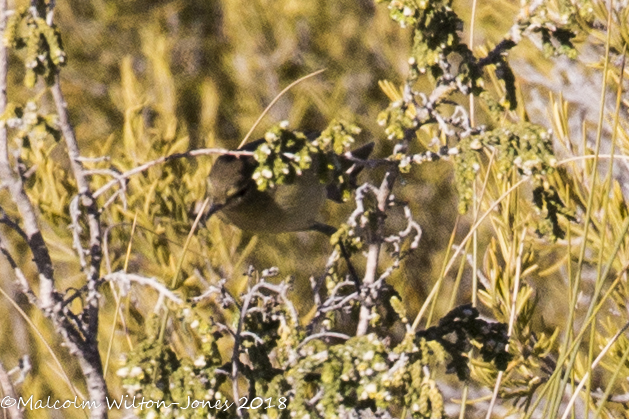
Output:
(105, 271), (184, 305)
(0, 231), (38, 304)
(0, 0), (61, 318)
(92, 148), (253, 200)
(68, 196), (88, 270)
(356, 171), (397, 336)
(0, 361), (22, 419)
(51, 75), (102, 326)
(297, 332), (350, 349)
(25, 6), (111, 416)
(0, 207), (28, 241)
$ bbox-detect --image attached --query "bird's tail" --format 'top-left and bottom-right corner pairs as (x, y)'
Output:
(326, 142), (374, 203)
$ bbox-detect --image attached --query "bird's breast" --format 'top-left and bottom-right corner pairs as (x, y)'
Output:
(219, 169), (327, 233)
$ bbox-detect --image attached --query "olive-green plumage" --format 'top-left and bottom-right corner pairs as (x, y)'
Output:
(207, 138), (373, 234)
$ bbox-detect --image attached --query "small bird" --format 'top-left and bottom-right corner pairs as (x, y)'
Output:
(206, 135), (373, 235)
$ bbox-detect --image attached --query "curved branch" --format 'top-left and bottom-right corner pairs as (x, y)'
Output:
(92, 148), (253, 200)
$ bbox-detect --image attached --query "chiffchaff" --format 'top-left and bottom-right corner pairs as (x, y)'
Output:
(206, 135), (373, 235)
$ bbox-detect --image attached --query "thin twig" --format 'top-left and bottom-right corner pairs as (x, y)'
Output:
(92, 148), (252, 200)
(0, 231), (38, 304)
(411, 177), (530, 331)
(105, 272), (183, 305)
(33, 4), (110, 414)
(485, 228), (528, 418)
(0, 361), (22, 419)
(0, 0), (55, 306)
(238, 68), (326, 149)
(356, 171), (397, 336)
(559, 321), (629, 419)
(297, 332), (350, 349)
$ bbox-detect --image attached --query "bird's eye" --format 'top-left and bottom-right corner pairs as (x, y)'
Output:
(228, 186), (248, 200)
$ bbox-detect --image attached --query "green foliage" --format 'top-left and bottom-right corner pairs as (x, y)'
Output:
(532, 183), (575, 240)
(520, 1), (578, 59)
(117, 314), (228, 418)
(379, 0), (464, 80)
(4, 6), (66, 87)
(252, 124), (319, 192)
(377, 98), (419, 142)
(454, 121), (575, 240)
(1, 100), (60, 146)
(118, 286), (508, 419)
(252, 120), (364, 203)
(318, 119), (362, 155)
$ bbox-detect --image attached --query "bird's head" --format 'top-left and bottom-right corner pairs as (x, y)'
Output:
(207, 152), (256, 216)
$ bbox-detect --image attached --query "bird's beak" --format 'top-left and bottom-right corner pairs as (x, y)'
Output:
(207, 201), (224, 218)
(200, 201), (224, 228)
(208, 202), (223, 217)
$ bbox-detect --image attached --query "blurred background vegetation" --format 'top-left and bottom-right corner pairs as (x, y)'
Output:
(1, 0), (629, 417)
